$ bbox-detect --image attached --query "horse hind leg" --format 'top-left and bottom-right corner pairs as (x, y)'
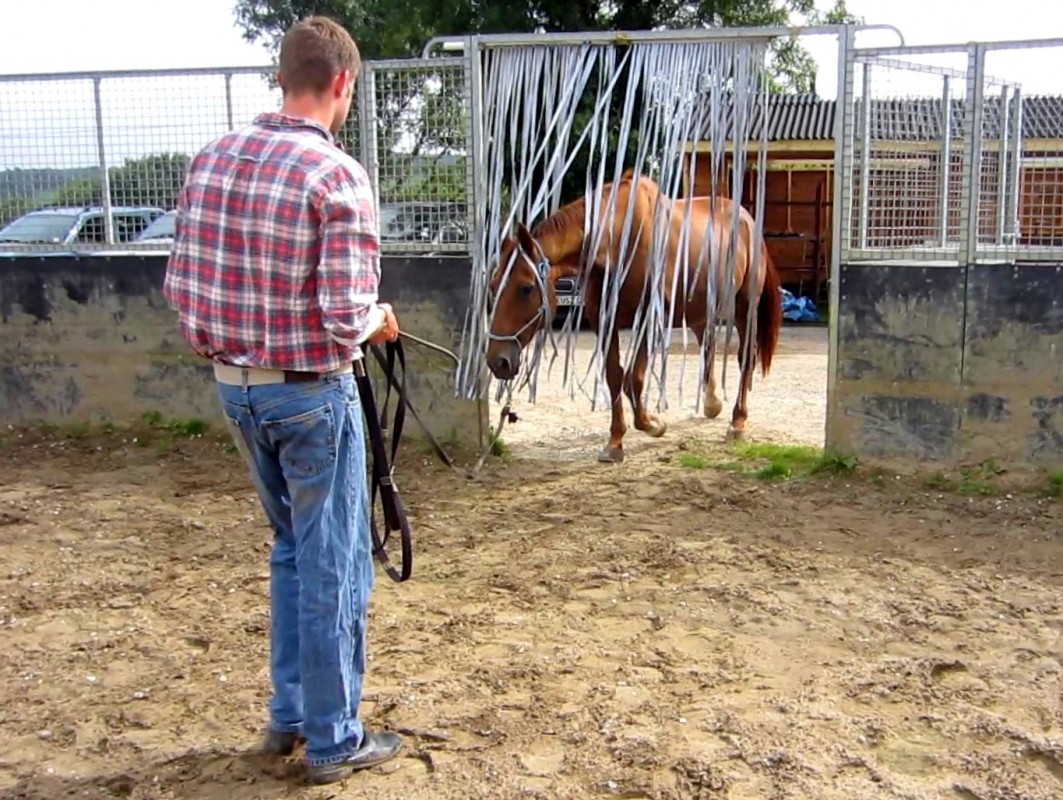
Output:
(622, 339), (667, 439)
(694, 321), (724, 419)
(726, 300), (756, 442)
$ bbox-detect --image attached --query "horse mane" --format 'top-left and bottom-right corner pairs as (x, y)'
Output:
(532, 195), (588, 239)
(530, 169), (645, 241)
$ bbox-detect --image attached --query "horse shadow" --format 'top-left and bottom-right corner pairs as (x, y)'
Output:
(0, 745), (308, 800)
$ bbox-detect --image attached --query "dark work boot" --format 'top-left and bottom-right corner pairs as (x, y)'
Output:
(305, 730), (404, 785)
(261, 728), (305, 756)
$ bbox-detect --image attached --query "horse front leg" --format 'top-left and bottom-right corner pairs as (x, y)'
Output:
(622, 339), (667, 438)
(598, 328), (628, 463)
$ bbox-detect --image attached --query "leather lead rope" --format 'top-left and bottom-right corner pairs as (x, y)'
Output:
(355, 339), (412, 583)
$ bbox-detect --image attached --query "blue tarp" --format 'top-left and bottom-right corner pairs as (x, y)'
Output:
(780, 288), (821, 323)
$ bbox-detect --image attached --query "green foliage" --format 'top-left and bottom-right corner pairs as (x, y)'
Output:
(675, 439), (858, 483)
(232, 0), (864, 209)
(0, 153), (191, 227)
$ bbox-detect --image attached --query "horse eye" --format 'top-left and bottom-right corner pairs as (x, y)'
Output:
(519, 283), (535, 297)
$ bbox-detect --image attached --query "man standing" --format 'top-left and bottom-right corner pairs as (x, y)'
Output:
(163, 16), (403, 786)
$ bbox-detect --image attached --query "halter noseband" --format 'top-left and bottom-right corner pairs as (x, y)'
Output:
(487, 244), (553, 346)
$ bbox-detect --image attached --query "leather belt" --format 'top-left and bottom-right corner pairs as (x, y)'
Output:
(213, 362), (354, 386)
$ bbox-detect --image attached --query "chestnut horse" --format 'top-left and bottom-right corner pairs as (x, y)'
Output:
(486, 171), (783, 463)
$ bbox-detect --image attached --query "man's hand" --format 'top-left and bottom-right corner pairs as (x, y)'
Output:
(367, 302), (400, 345)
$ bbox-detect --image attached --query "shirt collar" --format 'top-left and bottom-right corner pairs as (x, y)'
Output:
(253, 112), (337, 145)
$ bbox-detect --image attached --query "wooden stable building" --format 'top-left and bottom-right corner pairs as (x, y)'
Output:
(680, 93), (1063, 305)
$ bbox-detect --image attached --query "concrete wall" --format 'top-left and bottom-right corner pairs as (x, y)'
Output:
(828, 261), (1063, 470)
(0, 253), (487, 451)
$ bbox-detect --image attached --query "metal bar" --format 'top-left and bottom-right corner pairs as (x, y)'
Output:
(465, 35), (488, 401)
(363, 56), (466, 70)
(827, 24), (855, 455)
(938, 75), (952, 247)
(224, 73), (235, 130)
(92, 77), (114, 246)
(995, 84), (1010, 244)
(857, 36), (1063, 58)
(1007, 87), (1024, 243)
(858, 54), (972, 82)
(0, 64), (276, 82)
(358, 66), (380, 217)
(858, 63), (872, 250)
(960, 44), (986, 264)
(423, 22), (904, 53)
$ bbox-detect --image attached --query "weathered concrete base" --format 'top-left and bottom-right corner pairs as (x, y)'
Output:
(829, 261), (1063, 470)
(0, 254), (487, 453)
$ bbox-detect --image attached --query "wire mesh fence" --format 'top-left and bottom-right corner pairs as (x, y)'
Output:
(360, 57), (471, 255)
(841, 39), (1063, 263)
(979, 40), (1063, 259)
(842, 50), (972, 260)
(0, 58), (470, 254)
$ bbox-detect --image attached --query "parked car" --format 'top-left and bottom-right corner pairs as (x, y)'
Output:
(0, 205), (164, 248)
(134, 209), (176, 246)
(553, 275), (585, 327)
(379, 201), (468, 249)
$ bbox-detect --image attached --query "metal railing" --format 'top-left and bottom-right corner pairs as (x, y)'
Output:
(839, 37), (1063, 264)
(0, 58), (472, 255)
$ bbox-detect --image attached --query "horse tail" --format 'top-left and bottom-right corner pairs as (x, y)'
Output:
(756, 243), (783, 378)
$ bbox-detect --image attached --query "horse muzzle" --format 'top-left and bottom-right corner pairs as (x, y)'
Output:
(486, 341), (521, 380)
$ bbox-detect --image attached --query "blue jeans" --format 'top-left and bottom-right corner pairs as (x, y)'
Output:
(217, 372), (374, 767)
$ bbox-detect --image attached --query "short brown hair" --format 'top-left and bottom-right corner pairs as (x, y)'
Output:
(278, 16), (361, 95)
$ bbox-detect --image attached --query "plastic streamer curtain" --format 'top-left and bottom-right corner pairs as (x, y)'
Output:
(455, 38), (771, 415)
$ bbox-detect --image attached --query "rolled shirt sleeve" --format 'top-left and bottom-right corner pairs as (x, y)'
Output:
(313, 164), (384, 348)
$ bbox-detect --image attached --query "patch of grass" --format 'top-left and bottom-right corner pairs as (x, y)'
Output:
(755, 461), (793, 481)
(677, 452), (710, 469)
(729, 442), (857, 482)
(959, 459), (1004, 496)
(811, 452), (859, 475)
(166, 417), (209, 437)
(924, 471), (958, 492)
(141, 410), (164, 427)
(1045, 471), (1063, 499)
(489, 430), (509, 459)
(64, 422), (91, 440)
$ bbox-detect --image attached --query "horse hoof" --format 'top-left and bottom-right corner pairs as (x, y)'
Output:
(642, 418), (667, 438)
(597, 446), (624, 464)
(633, 418), (667, 437)
(725, 426), (745, 443)
(704, 400), (724, 419)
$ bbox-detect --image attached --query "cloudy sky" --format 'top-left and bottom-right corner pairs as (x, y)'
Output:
(0, 0), (1057, 170)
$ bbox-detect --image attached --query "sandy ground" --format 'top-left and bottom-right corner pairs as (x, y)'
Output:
(1, 323), (1062, 800)
(496, 323), (829, 461)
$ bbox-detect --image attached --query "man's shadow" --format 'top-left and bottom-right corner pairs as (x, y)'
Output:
(0, 745), (307, 799)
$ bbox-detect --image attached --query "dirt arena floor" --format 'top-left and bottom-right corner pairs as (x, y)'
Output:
(1, 324), (1062, 800)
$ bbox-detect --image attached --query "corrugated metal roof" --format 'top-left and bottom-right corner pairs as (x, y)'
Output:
(699, 94), (1063, 143)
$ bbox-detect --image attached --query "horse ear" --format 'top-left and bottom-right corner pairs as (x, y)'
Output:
(515, 223), (539, 258)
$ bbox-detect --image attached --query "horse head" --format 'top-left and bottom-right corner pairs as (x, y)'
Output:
(485, 222), (556, 381)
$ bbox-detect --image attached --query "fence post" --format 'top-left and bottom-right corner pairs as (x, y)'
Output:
(857, 63), (872, 250)
(92, 77), (114, 245)
(462, 35), (487, 400)
(959, 43), (986, 265)
(826, 24), (855, 453)
(224, 72), (235, 130)
(938, 76), (952, 247)
(357, 65), (381, 218)
(1006, 86), (1023, 244)
(995, 84), (1010, 244)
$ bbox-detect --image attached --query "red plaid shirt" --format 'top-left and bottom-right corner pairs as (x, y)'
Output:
(164, 112), (381, 372)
